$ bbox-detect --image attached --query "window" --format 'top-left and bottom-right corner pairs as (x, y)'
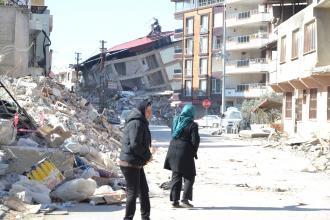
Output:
(280, 36), (286, 63)
(186, 17), (194, 35)
(185, 38), (193, 55)
(213, 35), (222, 50)
(185, 59), (192, 76)
(285, 92), (292, 118)
(185, 80), (192, 96)
(304, 21), (316, 54)
(199, 79), (207, 96)
(147, 71), (164, 87)
(309, 88), (317, 119)
(211, 79), (221, 94)
(200, 14), (209, 33)
(297, 97), (302, 121)
(199, 58), (208, 75)
(292, 29), (299, 59)
(328, 87), (330, 120)
(200, 36), (208, 54)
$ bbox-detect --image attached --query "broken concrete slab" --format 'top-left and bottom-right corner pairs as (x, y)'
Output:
(239, 130), (270, 138)
(1, 146), (74, 176)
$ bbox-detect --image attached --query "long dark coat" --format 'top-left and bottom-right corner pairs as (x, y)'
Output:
(164, 121), (200, 178)
(119, 108), (152, 166)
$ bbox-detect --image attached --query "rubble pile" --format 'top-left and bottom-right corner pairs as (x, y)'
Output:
(268, 136), (330, 173)
(0, 76), (126, 217)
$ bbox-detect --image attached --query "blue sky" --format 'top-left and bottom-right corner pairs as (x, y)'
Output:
(46, 0), (177, 72)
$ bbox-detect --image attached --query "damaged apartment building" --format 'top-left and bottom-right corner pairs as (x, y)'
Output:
(77, 26), (182, 107)
(0, 0), (53, 77)
(268, 0), (330, 137)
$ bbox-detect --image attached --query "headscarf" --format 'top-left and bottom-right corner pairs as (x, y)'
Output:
(172, 104), (196, 139)
(137, 98), (152, 118)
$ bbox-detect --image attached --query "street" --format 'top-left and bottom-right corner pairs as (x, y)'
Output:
(45, 125), (330, 220)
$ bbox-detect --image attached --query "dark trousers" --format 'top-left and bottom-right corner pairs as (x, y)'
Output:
(120, 166), (150, 220)
(170, 171), (195, 202)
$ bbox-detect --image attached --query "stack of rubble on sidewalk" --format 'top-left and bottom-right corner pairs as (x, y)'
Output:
(0, 75), (126, 218)
(267, 133), (330, 173)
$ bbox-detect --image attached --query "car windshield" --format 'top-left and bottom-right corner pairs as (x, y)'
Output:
(224, 111), (242, 119)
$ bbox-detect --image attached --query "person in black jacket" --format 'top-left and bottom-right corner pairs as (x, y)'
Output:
(164, 104), (200, 208)
(119, 99), (153, 220)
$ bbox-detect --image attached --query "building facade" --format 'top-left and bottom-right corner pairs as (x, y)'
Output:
(0, 0), (53, 77)
(269, 0), (330, 137)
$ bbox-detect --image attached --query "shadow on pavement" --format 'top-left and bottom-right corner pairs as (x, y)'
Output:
(67, 203), (125, 213)
(190, 205), (330, 212)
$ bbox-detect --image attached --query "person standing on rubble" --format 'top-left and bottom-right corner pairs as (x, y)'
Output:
(119, 99), (153, 220)
(164, 104), (200, 208)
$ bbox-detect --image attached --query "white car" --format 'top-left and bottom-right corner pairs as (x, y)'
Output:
(194, 115), (221, 128)
(220, 107), (243, 133)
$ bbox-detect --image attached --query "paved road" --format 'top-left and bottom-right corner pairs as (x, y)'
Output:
(45, 126), (330, 220)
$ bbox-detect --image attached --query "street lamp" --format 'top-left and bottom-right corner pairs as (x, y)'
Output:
(221, 0), (227, 114)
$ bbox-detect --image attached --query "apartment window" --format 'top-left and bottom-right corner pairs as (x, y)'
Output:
(327, 87), (330, 120)
(147, 71), (164, 87)
(303, 89), (307, 104)
(285, 92), (292, 118)
(185, 38), (193, 55)
(297, 97), (302, 121)
(211, 79), (221, 94)
(200, 36), (208, 54)
(292, 29), (299, 59)
(186, 17), (194, 35)
(185, 59), (192, 76)
(199, 58), (208, 75)
(199, 79), (207, 96)
(213, 35), (222, 50)
(185, 80), (192, 96)
(280, 36), (286, 63)
(200, 14), (209, 33)
(304, 21), (316, 54)
(309, 88), (317, 119)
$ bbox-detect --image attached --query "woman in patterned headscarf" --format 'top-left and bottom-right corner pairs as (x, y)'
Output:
(164, 104), (200, 208)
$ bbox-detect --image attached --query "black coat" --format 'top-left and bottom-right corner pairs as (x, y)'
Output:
(119, 108), (152, 166)
(164, 121), (200, 178)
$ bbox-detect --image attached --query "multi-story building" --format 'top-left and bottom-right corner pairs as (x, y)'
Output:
(269, 0), (330, 137)
(0, 0), (53, 77)
(79, 30), (182, 110)
(225, 0), (274, 109)
(172, 0), (224, 114)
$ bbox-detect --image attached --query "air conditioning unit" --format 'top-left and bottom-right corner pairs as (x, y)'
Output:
(30, 0), (44, 6)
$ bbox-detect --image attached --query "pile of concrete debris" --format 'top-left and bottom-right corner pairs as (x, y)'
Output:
(0, 76), (126, 218)
(267, 135), (330, 173)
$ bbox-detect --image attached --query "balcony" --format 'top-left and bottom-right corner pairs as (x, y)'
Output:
(226, 32), (269, 51)
(226, 9), (272, 27)
(225, 83), (268, 98)
(174, 28), (183, 39)
(226, 58), (268, 74)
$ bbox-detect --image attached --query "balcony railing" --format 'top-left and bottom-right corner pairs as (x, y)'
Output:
(225, 83), (268, 97)
(227, 58), (267, 67)
(227, 9), (259, 20)
(227, 33), (268, 43)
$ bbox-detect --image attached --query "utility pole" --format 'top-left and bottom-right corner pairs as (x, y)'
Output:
(99, 40), (107, 112)
(221, 1), (227, 114)
(75, 52), (81, 82)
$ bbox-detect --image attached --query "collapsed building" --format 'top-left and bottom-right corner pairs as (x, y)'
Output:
(75, 28), (182, 111)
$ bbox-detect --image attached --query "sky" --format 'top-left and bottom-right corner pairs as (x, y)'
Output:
(46, 0), (177, 73)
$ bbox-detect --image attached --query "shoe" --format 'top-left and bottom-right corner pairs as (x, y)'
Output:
(181, 200), (193, 208)
(172, 201), (181, 208)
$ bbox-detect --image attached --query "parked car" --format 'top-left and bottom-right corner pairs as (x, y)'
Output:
(220, 107), (243, 133)
(194, 115), (221, 128)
